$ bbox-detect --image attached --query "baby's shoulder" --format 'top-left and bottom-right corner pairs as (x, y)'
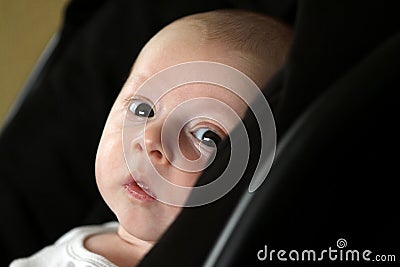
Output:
(10, 221), (119, 267)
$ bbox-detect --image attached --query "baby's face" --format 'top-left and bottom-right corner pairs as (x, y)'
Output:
(95, 22), (256, 241)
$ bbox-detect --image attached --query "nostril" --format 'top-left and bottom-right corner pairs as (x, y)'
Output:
(151, 150), (163, 160)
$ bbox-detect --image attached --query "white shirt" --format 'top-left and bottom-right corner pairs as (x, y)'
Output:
(10, 222), (119, 267)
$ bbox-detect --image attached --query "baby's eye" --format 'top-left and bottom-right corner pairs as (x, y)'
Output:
(192, 128), (222, 148)
(129, 99), (154, 118)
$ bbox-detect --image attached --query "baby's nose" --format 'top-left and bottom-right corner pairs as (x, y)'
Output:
(134, 121), (169, 166)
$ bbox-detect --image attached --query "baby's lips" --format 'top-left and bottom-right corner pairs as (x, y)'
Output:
(136, 181), (156, 198)
(126, 171), (157, 199)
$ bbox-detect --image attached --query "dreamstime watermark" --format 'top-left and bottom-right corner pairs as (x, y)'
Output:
(257, 238), (396, 263)
(122, 61), (276, 207)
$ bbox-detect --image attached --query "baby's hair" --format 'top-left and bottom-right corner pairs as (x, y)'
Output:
(177, 9), (292, 71)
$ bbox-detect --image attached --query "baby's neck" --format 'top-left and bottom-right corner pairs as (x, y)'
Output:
(84, 231), (153, 267)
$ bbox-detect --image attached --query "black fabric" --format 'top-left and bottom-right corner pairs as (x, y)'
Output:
(211, 29), (400, 267)
(0, 0), (296, 265)
(276, 1), (399, 134)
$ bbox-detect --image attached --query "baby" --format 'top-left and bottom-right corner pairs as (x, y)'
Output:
(11, 9), (291, 267)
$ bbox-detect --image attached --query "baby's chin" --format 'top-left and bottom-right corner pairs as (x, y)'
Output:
(115, 197), (183, 241)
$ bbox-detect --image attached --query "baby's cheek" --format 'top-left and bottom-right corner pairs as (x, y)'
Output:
(96, 133), (124, 177)
(178, 133), (201, 161)
(170, 169), (202, 187)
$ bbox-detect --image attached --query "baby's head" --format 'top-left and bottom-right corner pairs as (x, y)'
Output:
(95, 10), (291, 243)
(133, 9), (291, 90)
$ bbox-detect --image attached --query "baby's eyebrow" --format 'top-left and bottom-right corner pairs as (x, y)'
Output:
(134, 73), (150, 85)
(125, 72), (151, 94)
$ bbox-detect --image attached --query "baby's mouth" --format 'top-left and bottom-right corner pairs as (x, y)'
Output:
(124, 175), (156, 201)
(135, 180), (156, 199)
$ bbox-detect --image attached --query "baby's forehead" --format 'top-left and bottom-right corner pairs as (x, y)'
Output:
(136, 82), (249, 119)
(136, 83), (241, 103)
